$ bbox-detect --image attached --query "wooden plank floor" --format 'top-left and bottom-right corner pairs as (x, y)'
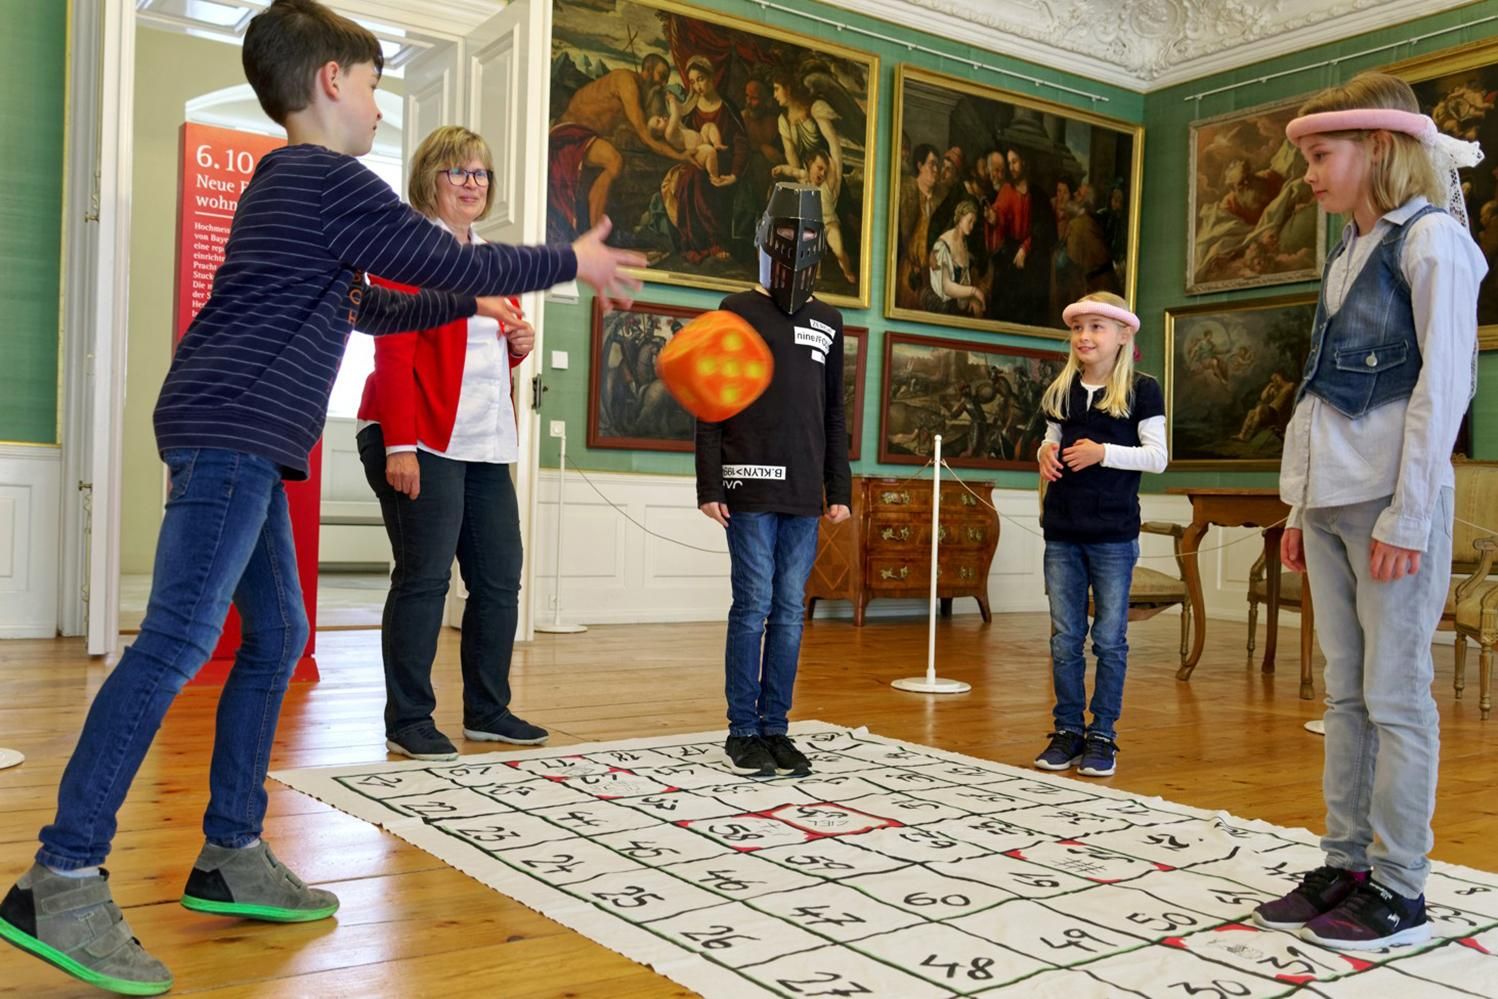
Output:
(1, 613), (1495, 996)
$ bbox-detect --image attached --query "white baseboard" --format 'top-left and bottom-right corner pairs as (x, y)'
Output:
(0, 445), (62, 637)
(531, 471), (1284, 630)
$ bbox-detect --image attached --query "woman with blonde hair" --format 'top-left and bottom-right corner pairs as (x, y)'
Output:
(357, 125), (548, 760)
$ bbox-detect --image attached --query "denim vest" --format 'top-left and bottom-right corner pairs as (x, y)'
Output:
(1295, 203), (1439, 419)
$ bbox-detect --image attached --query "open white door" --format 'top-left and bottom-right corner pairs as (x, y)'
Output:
(404, 1), (553, 641)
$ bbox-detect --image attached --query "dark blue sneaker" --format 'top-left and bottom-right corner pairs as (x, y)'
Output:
(464, 711), (549, 746)
(1300, 879), (1431, 950)
(1077, 734), (1118, 777)
(1034, 731), (1085, 771)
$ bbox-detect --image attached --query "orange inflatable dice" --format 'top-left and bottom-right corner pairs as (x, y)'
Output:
(655, 310), (774, 422)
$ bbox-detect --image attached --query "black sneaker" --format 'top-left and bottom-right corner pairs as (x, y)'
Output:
(724, 736), (776, 777)
(1034, 731), (1086, 771)
(1300, 879), (1431, 951)
(1076, 734), (1118, 777)
(464, 711), (549, 746)
(761, 735), (812, 776)
(1252, 865), (1368, 931)
(386, 724), (458, 761)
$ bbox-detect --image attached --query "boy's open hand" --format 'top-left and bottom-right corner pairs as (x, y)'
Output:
(700, 502), (730, 528)
(1037, 442), (1063, 482)
(1281, 527), (1306, 573)
(1061, 438), (1105, 472)
(1370, 539), (1421, 582)
(825, 504), (850, 524)
(386, 452), (420, 499)
(572, 217), (646, 312)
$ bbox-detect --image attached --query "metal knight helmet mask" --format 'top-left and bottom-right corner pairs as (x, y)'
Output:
(755, 183), (825, 315)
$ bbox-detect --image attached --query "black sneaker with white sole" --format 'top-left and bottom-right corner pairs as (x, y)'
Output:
(464, 711), (549, 746)
(761, 734), (812, 776)
(724, 736), (776, 777)
(386, 724), (459, 761)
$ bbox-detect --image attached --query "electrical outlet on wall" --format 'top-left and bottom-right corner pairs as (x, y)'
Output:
(549, 420), (566, 438)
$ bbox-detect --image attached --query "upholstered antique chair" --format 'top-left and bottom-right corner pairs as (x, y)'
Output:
(1450, 459), (1498, 718)
(1246, 554), (1306, 661)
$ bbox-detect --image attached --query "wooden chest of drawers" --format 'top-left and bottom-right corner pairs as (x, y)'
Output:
(805, 475), (999, 625)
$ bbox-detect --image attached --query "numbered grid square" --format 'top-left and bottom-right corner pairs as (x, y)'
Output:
(567, 868), (727, 924)
(662, 853), (823, 900)
(845, 866), (1017, 919)
(949, 899), (1146, 968)
(649, 902), (830, 970)
(853, 923), (1053, 991)
(748, 882), (925, 943)
(741, 945), (955, 999)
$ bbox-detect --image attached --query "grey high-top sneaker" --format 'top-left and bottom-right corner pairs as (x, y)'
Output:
(0, 863), (173, 995)
(180, 841), (338, 923)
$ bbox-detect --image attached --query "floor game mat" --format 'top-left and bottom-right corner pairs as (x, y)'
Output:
(272, 723), (1498, 997)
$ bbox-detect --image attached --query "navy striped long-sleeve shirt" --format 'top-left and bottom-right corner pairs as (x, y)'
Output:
(154, 144), (577, 479)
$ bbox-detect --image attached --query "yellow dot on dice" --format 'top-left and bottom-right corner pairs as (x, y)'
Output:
(721, 386), (741, 404)
(722, 332), (742, 351)
(723, 360), (741, 377)
(746, 361), (765, 379)
(697, 358), (717, 375)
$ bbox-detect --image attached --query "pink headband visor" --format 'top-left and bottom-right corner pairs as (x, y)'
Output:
(1062, 300), (1139, 333)
(1285, 109), (1437, 143)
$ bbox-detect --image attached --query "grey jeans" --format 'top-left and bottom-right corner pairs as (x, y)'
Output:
(1301, 488), (1452, 899)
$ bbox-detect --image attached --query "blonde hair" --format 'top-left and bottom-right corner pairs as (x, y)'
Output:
(408, 125), (495, 220)
(1297, 73), (1443, 215)
(1041, 291), (1137, 419)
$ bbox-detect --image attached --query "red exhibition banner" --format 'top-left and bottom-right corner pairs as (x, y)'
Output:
(174, 122), (321, 683)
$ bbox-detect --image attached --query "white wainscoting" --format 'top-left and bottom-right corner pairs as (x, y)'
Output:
(0, 445), (62, 638)
(532, 470), (1278, 631)
(319, 417), (389, 567)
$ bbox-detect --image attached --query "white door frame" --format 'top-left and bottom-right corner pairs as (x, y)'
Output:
(61, 0), (550, 653)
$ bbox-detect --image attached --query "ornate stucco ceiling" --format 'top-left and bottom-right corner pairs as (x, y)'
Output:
(815, 0), (1472, 91)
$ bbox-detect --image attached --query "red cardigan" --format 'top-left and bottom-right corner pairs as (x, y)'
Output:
(357, 275), (523, 452)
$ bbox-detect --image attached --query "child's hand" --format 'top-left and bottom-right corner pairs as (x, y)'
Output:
(505, 319), (535, 358)
(700, 502), (730, 527)
(825, 504), (851, 524)
(571, 217), (647, 312)
(1370, 539), (1422, 582)
(386, 452), (420, 499)
(1281, 527), (1306, 573)
(1037, 442), (1063, 481)
(1061, 438), (1105, 471)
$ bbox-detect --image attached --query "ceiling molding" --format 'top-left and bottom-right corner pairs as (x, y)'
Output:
(813, 0), (1472, 93)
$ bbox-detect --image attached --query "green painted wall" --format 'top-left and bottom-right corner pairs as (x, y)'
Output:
(0, 0), (67, 445)
(539, 0), (1144, 489)
(1137, 0), (1498, 486)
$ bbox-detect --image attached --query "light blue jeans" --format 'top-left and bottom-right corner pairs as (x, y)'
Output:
(1301, 489), (1452, 899)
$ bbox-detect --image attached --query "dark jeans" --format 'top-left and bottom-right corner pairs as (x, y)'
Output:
(1043, 538), (1138, 741)
(39, 449), (307, 869)
(357, 426), (522, 739)
(724, 512), (820, 738)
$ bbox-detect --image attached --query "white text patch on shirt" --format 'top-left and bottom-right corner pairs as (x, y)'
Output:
(795, 326), (832, 363)
(722, 464), (786, 481)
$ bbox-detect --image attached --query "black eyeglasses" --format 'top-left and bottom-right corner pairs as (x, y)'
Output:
(441, 167), (491, 187)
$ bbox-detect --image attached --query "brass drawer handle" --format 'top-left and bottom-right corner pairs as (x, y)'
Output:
(967, 526), (984, 542)
(880, 566), (910, 580)
(937, 525), (948, 542)
(937, 566), (977, 581)
(879, 490), (911, 505)
(961, 494), (976, 507)
(880, 526), (912, 542)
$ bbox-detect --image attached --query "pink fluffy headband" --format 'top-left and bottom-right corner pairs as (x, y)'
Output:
(1285, 108), (1438, 143)
(1062, 300), (1139, 333)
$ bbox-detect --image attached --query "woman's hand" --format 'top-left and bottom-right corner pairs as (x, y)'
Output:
(1037, 442), (1063, 482)
(386, 452), (420, 499)
(572, 217), (647, 312)
(1061, 438), (1105, 471)
(476, 296), (534, 357)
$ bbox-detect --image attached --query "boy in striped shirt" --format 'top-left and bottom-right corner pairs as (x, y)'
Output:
(0, 1), (641, 992)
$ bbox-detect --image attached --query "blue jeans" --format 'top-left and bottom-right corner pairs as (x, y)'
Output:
(724, 512), (820, 737)
(38, 449), (307, 869)
(1302, 491), (1452, 898)
(357, 426), (523, 738)
(1044, 538), (1138, 741)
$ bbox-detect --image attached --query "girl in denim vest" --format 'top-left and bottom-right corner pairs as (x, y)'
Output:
(1251, 73), (1486, 951)
(1034, 291), (1167, 778)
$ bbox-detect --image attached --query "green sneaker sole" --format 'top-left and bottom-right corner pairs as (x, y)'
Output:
(179, 894), (339, 922)
(0, 914), (173, 996)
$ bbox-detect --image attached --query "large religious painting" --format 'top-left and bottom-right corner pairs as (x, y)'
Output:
(548, 0), (878, 308)
(884, 65), (1143, 341)
(1186, 95), (1326, 295)
(879, 332), (1067, 470)
(1390, 39), (1498, 348)
(1164, 296), (1317, 469)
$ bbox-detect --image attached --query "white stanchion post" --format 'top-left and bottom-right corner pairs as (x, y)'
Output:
(535, 431), (588, 635)
(892, 435), (971, 694)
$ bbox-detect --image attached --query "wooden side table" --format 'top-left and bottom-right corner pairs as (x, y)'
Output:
(1169, 487), (1316, 699)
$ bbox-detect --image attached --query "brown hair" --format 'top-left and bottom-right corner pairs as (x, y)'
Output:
(408, 126), (496, 221)
(1297, 73), (1443, 214)
(242, 0), (383, 125)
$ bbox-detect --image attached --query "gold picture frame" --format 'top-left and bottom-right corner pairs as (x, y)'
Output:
(884, 64), (1144, 341)
(547, 0), (879, 309)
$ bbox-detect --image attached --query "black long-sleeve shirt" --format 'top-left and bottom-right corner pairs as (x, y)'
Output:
(695, 290), (852, 516)
(154, 145), (576, 478)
